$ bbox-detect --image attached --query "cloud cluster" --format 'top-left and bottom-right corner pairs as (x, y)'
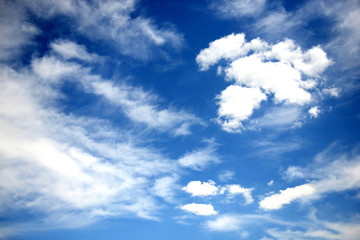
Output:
(197, 33), (332, 132)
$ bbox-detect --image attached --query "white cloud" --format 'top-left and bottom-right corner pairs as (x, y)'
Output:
(260, 147), (360, 210)
(218, 170), (235, 182)
(210, 0), (266, 19)
(4, 0), (183, 61)
(308, 106), (321, 118)
(196, 33), (332, 132)
(51, 40), (99, 61)
(0, 1), (39, 62)
(178, 139), (220, 170)
(206, 215), (242, 231)
(217, 86), (267, 132)
(259, 184), (316, 210)
(152, 176), (179, 203)
(180, 203), (218, 216)
(182, 180), (218, 197)
(221, 185), (254, 204)
(268, 180), (274, 186)
(196, 33), (267, 71)
(323, 87), (341, 97)
(182, 180), (254, 204)
(0, 44), (203, 237)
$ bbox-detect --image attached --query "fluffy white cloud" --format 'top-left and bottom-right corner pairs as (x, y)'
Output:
(217, 85), (267, 132)
(308, 106), (321, 118)
(259, 184), (315, 210)
(196, 33), (332, 132)
(196, 33), (267, 71)
(180, 203), (218, 216)
(178, 139), (220, 170)
(260, 147), (360, 210)
(182, 180), (218, 197)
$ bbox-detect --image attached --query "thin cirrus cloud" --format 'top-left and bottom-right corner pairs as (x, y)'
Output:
(0, 36), (210, 237)
(4, 0), (183, 61)
(209, 0), (266, 19)
(196, 33), (333, 132)
(31, 40), (202, 135)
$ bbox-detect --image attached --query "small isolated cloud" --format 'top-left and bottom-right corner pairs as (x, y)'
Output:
(323, 87), (341, 97)
(182, 180), (218, 197)
(196, 33), (333, 132)
(268, 180), (274, 186)
(178, 139), (220, 170)
(218, 170), (235, 182)
(180, 203), (218, 216)
(308, 106), (321, 118)
(221, 185), (254, 204)
(206, 214), (242, 231)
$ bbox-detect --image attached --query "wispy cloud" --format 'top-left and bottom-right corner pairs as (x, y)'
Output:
(260, 145), (360, 210)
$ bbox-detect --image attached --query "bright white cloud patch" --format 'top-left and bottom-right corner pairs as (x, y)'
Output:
(259, 184), (315, 210)
(260, 148), (360, 210)
(182, 180), (218, 196)
(197, 33), (332, 132)
(308, 106), (321, 118)
(180, 203), (218, 216)
(217, 85), (267, 132)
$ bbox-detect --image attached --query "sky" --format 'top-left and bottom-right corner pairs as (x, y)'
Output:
(0, 0), (359, 239)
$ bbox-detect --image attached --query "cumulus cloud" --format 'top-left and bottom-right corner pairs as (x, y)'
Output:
(196, 33), (332, 132)
(217, 85), (267, 132)
(182, 180), (218, 197)
(308, 106), (321, 118)
(260, 146), (360, 210)
(180, 203), (218, 216)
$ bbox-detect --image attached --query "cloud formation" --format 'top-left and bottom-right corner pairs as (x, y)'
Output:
(197, 33), (332, 132)
(260, 147), (360, 210)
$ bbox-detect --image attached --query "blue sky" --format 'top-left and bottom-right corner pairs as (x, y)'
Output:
(0, 0), (359, 239)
